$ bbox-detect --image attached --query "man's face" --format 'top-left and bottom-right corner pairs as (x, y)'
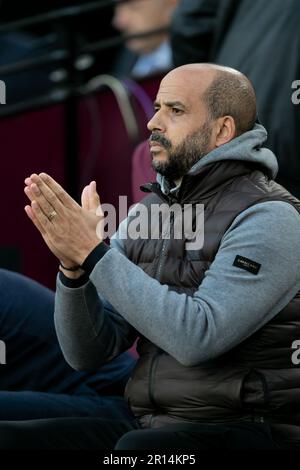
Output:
(147, 68), (216, 182)
(112, 0), (176, 54)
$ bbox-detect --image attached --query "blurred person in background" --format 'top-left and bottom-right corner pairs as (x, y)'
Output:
(0, 0), (53, 104)
(170, 0), (300, 197)
(0, 267), (136, 422)
(0, 0), (118, 104)
(112, 0), (178, 78)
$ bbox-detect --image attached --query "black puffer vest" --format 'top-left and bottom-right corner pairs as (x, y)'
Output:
(124, 160), (300, 444)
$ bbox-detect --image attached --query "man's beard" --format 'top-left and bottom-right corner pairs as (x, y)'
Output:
(150, 120), (213, 182)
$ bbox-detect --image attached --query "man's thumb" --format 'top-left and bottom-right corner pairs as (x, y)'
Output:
(89, 181), (101, 210)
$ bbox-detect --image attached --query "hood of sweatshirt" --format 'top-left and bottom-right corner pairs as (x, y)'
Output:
(157, 124), (278, 194)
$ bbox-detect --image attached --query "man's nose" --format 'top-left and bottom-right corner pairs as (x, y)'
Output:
(147, 113), (165, 133)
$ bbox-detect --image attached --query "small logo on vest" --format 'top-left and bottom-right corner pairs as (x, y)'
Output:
(291, 340), (300, 365)
(233, 255), (261, 275)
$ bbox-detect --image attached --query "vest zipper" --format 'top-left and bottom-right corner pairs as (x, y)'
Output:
(148, 352), (160, 406)
(155, 238), (168, 281)
(154, 211), (175, 281)
(149, 203), (174, 425)
(148, 352), (161, 427)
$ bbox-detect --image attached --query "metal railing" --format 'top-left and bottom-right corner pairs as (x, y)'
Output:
(0, 0), (167, 117)
(0, 0), (164, 197)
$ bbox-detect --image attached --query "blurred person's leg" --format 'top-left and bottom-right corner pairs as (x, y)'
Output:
(0, 416), (140, 450)
(0, 391), (133, 421)
(0, 269), (135, 419)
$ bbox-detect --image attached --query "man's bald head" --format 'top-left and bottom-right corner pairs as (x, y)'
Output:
(165, 64), (257, 137)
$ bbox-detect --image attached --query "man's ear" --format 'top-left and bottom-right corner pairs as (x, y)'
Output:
(215, 116), (236, 147)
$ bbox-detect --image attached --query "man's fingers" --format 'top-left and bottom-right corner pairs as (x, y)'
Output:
(24, 185), (35, 203)
(81, 181), (101, 213)
(24, 204), (46, 235)
(25, 183), (60, 222)
(24, 204), (35, 222)
(34, 173), (78, 210)
(30, 200), (55, 233)
(81, 185), (90, 211)
(89, 181), (101, 211)
(24, 177), (33, 187)
(29, 174), (66, 213)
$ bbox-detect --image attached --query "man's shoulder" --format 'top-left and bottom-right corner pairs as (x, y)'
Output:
(239, 200), (300, 223)
(226, 200), (300, 254)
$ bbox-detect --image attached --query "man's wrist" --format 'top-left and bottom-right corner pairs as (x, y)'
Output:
(59, 270), (89, 288)
(81, 241), (111, 275)
(58, 242), (110, 288)
(59, 265), (85, 279)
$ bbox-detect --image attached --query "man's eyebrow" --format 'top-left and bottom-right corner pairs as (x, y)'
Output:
(153, 100), (187, 110)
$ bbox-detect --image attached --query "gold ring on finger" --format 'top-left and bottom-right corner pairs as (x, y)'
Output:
(48, 210), (58, 221)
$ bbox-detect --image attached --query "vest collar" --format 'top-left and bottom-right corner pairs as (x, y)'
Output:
(140, 160), (261, 204)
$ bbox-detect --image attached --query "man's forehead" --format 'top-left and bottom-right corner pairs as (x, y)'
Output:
(155, 83), (192, 104)
(156, 68), (215, 103)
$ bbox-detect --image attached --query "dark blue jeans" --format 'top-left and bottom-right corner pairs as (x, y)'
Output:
(0, 268), (136, 421)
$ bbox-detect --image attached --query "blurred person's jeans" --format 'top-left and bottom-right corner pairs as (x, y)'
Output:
(0, 268), (136, 420)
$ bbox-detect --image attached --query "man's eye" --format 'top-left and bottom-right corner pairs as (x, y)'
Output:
(172, 108), (182, 115)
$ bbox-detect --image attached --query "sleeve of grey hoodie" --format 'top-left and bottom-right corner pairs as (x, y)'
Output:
(85, 200), (300, 366)
(54, 215), (138, 371)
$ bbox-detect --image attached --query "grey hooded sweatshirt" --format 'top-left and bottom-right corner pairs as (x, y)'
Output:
(54, 124), (300, 370)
